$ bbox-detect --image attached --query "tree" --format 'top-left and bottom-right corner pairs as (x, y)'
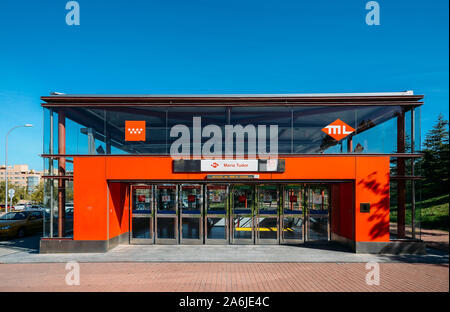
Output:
(31, 181), (44, 204)
(0, 181), (30, 206)
(0, 181), (5, 206)
(420, 114), (449, 197)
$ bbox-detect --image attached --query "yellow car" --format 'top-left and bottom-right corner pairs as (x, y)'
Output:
(0, 210), (44, 239)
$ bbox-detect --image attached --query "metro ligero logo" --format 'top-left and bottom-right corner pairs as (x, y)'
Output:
(211, 162), (219, 168)
(322, 119), (355, 141)
(125, 121), (146, 141)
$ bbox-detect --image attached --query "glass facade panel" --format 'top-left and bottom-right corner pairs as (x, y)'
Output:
(283, 217), (303, 240)
(232, 185), (254, 214)
(206, 185), (227, 214)
(256, 217), (278, 239)
(257, 185), (278, 214)
(181, 217), (200, 239)
(230, 107), (291, 155)
(414, 107), (421, 152)
(132, 217), (151, 239)
(157, 218), (176, 239)
(180, 185), (202, 214)
(106, 107), (166, 154)
(42, 179), (57, 237)
(293, 106), (357, 153)
(169, 107), (227, 157)
(43, 105), (419, 156)
(233, 216), (252, 239)
(283, 186), (304, 214)
(156, 185), (177, 214)
(352, 117), (397, 154)
(206, 217), (227, 239)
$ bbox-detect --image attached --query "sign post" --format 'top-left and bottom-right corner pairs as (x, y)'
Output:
(8, 188), (15, 211)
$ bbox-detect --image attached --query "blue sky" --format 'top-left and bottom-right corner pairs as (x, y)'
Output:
(0, 0), (448, 170)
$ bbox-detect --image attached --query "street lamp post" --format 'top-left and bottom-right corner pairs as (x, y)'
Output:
(4, 124), (33, 213)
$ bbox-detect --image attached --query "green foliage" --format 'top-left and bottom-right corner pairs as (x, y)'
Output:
(0, 180), (30, 205)
(390, 194), (449, 231)
(31, 180), (44, 204)
(419, 114), (449, 197)
(419, 194), (449, 231)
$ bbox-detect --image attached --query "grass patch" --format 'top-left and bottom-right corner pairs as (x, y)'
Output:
(391, 194), (449, 231)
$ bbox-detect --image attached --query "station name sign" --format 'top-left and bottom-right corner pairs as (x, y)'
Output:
(206, 175), (260, 180)
(173, 159), (285, 173)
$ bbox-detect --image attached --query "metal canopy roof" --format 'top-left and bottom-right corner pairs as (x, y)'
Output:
(41, 91), (424, 107)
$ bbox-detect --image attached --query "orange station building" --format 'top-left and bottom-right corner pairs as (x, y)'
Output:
(39, 92), (424, 253)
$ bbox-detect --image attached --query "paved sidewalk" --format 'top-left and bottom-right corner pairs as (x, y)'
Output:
(0, 244), (448, 264)
(420, 228), (449, 251)
(0, 262), (447, 292)
(390, 224), (449, 251)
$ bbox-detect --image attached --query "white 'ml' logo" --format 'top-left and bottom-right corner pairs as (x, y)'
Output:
(324, 125), (353, 135)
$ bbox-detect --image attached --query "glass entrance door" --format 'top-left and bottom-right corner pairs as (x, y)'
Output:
(130, 185), (154, 244)
(155, 184), (178, 244)
(179, 184), (203, 244)
(230, 184), (255, 244)
(205, 184), (229, 244)
(306, 185), (330, 241)
(281, 185), (304, 244)
(255, 185), (279, 244)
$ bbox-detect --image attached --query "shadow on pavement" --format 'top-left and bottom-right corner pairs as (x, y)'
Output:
(0, 233), (41, 254)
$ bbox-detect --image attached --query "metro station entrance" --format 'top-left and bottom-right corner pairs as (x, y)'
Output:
(129, 183), (330, 245)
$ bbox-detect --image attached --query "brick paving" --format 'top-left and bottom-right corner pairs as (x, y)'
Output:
(390, 223), (449, 252)
(0, 262), (447, 292)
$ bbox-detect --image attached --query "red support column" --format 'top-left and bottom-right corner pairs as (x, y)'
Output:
(347, 136), (353, 153)
(397, 110), (406, 238)
(58, 109), (66, 237)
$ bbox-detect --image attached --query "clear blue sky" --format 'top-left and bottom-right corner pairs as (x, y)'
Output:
(0, 0), (448, 170)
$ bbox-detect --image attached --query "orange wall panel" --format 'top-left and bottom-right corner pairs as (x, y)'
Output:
(355, 157), (390, 242)
(73, 155), (390, 243)
(73, 157), (108, 240)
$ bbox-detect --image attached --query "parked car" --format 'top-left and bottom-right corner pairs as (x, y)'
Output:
(0, 210), (44, 238)
(25, 205), (44, 211)
(65, 207), (74, 216)
(13, 205), (26, 211)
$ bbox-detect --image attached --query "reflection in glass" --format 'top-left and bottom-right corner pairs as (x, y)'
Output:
(180, 185), (202, 213)
(206, 217), (227, 239)
(256, 217), (277, 239)
(182, 218), (200, 239)
(283, 217), (303, 240)
(132, 186), (152, 213)
(258, 186), (278, 214)
(206, 185), (227, 214)
(308, 217), (328, 241)
(156, 185), (177, 214)
(232, 185), (254, 214)
(308, 187), (329, 241)
(47, 105), (408, 156)
(157, 218), (175, 239)
(132, 217), (151, 239)
(233, 216), (252, 239)
(283, 186), (304, 214)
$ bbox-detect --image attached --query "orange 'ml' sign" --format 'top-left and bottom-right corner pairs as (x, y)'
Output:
(322, 119), (355, 141)
(125, 121), (146, 141)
